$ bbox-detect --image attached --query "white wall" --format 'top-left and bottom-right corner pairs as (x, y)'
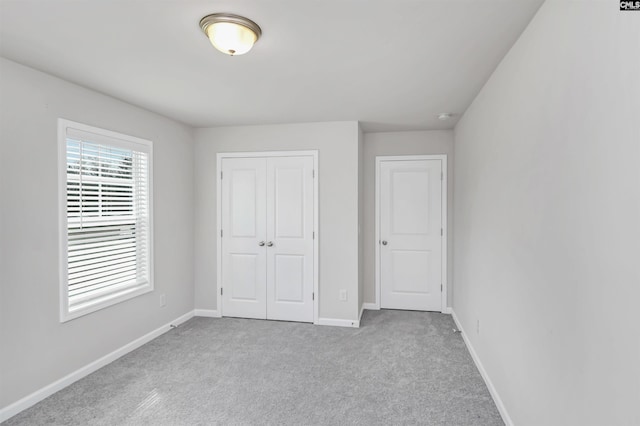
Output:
(453, 1), (640, 425)
(363, 130), (454, 307)
(194, 122), (361, 322)
(0, 58), (195, 409)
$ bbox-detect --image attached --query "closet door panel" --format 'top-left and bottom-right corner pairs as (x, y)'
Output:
(221, 158), (267, 319)
(265, 156), (314, 322)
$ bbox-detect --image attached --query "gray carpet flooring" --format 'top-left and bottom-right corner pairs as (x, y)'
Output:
(4, 310), (503, 425)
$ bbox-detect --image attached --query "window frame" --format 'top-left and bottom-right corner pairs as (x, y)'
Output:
(58, 119), (154, 322)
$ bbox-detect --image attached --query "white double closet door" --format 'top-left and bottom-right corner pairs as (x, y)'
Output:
(221, 155), (314, 323)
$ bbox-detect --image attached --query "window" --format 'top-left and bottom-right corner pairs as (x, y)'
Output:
(58, 119), (153, 321)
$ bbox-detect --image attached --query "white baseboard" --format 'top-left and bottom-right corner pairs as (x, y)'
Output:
(0, 310), (195, 423)
(451, 310), (513, 426)
(317, 317), (360, 328)
(362, 302), (380, 310)
(442, 307), (452, 314)
(194, 309), (221, 318)
(359, 305), (365, 322)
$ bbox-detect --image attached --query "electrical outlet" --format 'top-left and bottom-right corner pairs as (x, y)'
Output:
(476, 319), (480, 335)
(160, 294), (166, 307)
(339, 289), (348, 301)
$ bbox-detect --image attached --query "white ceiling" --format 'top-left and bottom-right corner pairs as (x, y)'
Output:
(0, 0), (543, 131)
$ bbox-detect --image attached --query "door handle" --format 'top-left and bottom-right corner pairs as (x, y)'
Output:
(258, 241), (265, 247)
(267, 241), (274, 247)
(382, 240), (388, 245)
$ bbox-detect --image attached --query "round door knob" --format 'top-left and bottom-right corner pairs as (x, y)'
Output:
(267, 241), (274, 247)
(382, 240), (388, 245)
(258, 241), (265, 246)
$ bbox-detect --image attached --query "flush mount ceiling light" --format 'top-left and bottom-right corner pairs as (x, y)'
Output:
(437, 113), (453, 121)
(199, 13), (262, 56)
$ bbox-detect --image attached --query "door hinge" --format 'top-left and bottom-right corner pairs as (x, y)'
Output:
(221, 171), (223, 179)
(441, 284), (443, 292)
(441, 171), (443, 180)
(221, 287), (223, 296)
(221, 229), (223, 237)
(313, 231), (315, 239)
(312, 169), (315, 178)
(312, 292), (315, 301)
(440, 228), (443, 236)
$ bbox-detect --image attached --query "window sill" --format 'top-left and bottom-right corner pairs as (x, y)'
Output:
(60, 283), (153, 323)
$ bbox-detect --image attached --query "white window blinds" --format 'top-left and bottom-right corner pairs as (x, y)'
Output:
(59, 120), (153, 321)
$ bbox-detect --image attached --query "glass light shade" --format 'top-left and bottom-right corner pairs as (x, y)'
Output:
(206, 22), (258, 56)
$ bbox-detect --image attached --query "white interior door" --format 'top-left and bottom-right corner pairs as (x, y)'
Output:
(266, 156), (314, 322)
(221, 158), (267, 319)
(220, 154), (315, 323)
(379, 159), (443, 311)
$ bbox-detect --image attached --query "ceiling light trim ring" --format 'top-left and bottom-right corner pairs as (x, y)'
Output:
(199, 13), (262, 41)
